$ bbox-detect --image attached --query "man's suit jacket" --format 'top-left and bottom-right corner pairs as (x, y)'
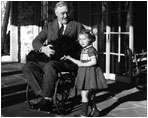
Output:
(32, 19), (85, 60)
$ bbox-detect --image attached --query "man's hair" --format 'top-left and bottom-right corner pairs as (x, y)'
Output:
(54, 1), (68, 11)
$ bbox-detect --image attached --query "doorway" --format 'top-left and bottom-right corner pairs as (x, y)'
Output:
(94, 2), (133, 80)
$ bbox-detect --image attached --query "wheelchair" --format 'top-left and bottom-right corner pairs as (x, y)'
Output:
(132, 50), (147, 89)
(26, 72), (77, 115)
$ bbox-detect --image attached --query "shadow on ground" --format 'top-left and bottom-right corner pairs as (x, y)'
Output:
(69, 81), (147, 116)
(100, 88), (146, 116)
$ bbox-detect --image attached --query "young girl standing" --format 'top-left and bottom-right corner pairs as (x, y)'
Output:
(64, 30), (108, 117)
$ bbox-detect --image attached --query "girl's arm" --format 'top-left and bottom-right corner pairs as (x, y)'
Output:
(65, 55), (81, 65)
(65, 55), (97, 67)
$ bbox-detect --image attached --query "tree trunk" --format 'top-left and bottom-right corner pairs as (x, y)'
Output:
(1, 1), (11, 54)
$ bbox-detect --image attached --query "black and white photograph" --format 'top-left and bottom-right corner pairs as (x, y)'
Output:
(1, 1), (147, 117)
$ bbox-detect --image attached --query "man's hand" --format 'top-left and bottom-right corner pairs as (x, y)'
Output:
(41, 45), (55, 57)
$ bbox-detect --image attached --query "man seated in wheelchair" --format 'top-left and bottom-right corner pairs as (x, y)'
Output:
(23, 1), (85, 112)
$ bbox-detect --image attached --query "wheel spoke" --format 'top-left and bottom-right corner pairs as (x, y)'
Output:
(54, 73), (77, 114)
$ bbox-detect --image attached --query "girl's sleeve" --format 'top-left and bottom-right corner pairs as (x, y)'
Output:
(88, 47), (97, 58)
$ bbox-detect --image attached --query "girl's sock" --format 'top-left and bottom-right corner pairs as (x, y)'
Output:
(89, 91), (100, 116)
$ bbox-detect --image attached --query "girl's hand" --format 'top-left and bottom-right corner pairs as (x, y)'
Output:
(60, 55), (71, 60)
(65, 55), (82, 66)
(65, 55), (71, 60)
(60, 55), (66, 60)
(61, 55), (82, 66)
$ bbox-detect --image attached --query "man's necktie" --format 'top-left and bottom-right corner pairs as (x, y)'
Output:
(59, 24), (64, 37)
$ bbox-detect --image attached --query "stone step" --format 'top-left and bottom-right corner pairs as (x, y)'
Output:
(1, 83), (28, 108)
(2, 70), (23, 77)
(2, 82), (27, 96)
(1, 63), (24, 76)
(1, 88), (27, 108)
(1, 78), (27, 108)
(1, 63), (28, 108)
(1, 73), (27, 88)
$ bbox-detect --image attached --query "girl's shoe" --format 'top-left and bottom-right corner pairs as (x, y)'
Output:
(81, 102), (88, 117)
(89, 108), (100, 117)
(74, 114), (88, 117)
(80, 113), (88, 117)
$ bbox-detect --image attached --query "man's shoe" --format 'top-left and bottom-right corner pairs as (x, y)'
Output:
(31, 97), (52, 112)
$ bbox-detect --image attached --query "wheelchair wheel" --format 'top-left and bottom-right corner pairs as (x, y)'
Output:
(54, 73), (76, 115)
(26, 84), (42, 109)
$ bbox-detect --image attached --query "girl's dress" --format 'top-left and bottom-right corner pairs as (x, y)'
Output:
(76, 45), (108, 90)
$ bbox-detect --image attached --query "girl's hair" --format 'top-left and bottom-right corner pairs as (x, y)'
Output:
(79, 29), (96, 43)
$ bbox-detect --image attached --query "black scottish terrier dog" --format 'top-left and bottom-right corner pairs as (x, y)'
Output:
(26, 36), (81, 63)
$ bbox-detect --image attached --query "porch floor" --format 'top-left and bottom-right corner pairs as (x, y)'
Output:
(1, 63), (147, 117)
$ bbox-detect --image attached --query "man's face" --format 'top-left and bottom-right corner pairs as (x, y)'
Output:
(55, 6), (69, 24)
